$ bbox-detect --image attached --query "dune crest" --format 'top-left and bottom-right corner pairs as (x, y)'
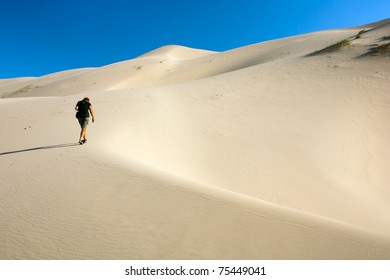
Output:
(138, 44), (217, 60)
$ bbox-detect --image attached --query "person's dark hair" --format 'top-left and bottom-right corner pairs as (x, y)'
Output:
(83, 97), (90, 102)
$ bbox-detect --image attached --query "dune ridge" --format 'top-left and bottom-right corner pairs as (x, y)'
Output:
(1, 18), (390, 259)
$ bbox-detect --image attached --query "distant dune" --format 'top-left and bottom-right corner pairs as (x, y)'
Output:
(1, 18), (390, 259)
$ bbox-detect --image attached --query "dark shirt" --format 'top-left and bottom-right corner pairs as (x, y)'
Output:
(76, 101), (91, 118)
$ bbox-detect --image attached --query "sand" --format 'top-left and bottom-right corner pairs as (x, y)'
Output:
(1, 18), (390, 259)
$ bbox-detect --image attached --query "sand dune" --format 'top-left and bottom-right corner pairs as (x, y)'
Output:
(1, 18), (390, 259)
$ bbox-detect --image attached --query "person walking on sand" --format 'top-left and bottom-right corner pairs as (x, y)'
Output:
(75, 97), (95, 145)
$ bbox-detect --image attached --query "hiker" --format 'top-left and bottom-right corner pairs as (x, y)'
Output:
(75, 97), (95, 144)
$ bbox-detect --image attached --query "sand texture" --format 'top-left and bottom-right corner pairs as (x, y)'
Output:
(1, 19), (390, 259)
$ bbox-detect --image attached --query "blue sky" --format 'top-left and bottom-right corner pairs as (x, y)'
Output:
(1, 0), (389, 78)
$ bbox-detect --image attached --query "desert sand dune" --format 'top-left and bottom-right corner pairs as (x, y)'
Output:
(1, 18), (390, 259)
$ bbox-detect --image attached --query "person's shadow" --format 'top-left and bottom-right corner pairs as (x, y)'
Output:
(0, 143), (80, 156)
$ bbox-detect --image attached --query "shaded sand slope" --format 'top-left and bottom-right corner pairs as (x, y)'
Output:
(1, 18), (390, 259)
(1, 140), (390, 259)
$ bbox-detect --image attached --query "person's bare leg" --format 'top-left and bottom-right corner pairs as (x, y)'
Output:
(79, 128), (87, 142)
(82, 128), (87, 142)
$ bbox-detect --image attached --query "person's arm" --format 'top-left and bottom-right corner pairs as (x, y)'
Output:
(89, 105), (95, 122)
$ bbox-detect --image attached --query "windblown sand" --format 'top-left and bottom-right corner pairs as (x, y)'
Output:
(1, 19), (390, 259)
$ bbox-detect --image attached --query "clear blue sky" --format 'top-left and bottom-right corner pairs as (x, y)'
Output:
(1, 0), (389, 78)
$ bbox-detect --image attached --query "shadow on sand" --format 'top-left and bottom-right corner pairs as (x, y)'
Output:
(0, 143), (80, 156)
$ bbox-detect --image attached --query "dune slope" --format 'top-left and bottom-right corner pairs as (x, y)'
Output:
(1, 18), (390, 259)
